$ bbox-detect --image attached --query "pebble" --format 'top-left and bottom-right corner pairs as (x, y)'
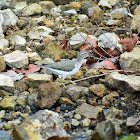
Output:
(71, 119), (80, 126)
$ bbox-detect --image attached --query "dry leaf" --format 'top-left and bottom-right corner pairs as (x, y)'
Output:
(16, 64), (40, 74)
(118, 34), (138, 52)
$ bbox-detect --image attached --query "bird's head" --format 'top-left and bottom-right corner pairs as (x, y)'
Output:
(77, 51), (89, 60)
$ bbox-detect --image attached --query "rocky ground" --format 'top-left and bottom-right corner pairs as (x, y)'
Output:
(0, 0), (140, 140)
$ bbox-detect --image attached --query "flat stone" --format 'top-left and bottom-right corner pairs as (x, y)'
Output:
(35, 83), (63, 109)
(63, 9), (77, 16)
(22, 3), (42, 16)
(0, 97), (16, 109)
(14, 109), (69, 140)
(26, 73), (52, 82)
(127, 116), (140, 126)
(3, 50), (29, 68)
(0, 9), (19, 26)
(120, 47), (140, 70)
(75, 103), (100, 119)
(105, 72), (140, 93)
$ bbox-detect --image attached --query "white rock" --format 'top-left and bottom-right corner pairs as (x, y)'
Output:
(71, 119), (80, 126)
(63, 9), (77, 15)
(15, 1), (27, 11)
(98, 32), (122, 51)
(27, 26), (54, 40)
(0, 74), (14, 88)
(0, 38), (9, 51)
(22, 3), (42, 16)
(82, 118), (91, 127)
(10, 35), (26, 46)
(3, 50), (28, 68)
(98, 0), (121, 8)
(78, 14), (89, 23)
(0, 9), (19, 26)
(69, 32), (87, 49)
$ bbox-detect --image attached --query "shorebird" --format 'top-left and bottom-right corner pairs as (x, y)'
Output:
(38, 51), (89, 80)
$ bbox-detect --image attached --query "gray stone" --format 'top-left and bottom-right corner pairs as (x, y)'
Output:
(109, 7), (128, 19)
(22, 3), (42, 16)
(0, 130), (12, 140)
(3, 50), (29, 68)
(14, 109), (69, 140)
(92, 120), (115, 140)
(105, 72), (140, 93)
(120, 46), (140, 70)
(75, 103), (100, 119)
(98, 32), (122, 51)
(0, 9), (19, 26)
(65, 85), (88, 101)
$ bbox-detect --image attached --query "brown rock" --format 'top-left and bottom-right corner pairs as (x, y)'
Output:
(75, 103), (100, 119)
(89, 84), (106, 97)
(0, 56), (6, 72)
(36, 83), (63, 109)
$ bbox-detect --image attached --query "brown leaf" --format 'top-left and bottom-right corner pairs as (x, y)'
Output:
(16, 64), (40, 74)
(90, 60), (118, 70)
(118, 34), (138, 52)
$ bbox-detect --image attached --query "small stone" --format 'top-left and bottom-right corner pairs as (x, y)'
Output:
(16, 95), (27, 106)
(0, 130), (12, 140)
(93, 120), (115, 140)
(3, 50), (29, 68)
(22, 3), (42, 16)
(10, 35), (26, 46)
(74, 114), (82, 120)
(59, 97), (73, 105)
(69, 32), (87, 50)
(65, 85), (88, 101)
(0, 97), (16, 109)
(0, 110), (5, 119)
(54, 54), (61, 62)
(0, 38), (9, 51)
(63, 9), (77, 16)
(35, 83), (63, 109)
(75, 103), (100, 119)
(0, 74), (14, 92)
(89, 84), (106, 97)
(3, 119), (21, 130)
(71, 119), (80, 126)
(82, 118), (91, 127)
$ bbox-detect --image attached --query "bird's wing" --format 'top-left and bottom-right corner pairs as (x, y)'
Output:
(39, 60), (77, 71)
